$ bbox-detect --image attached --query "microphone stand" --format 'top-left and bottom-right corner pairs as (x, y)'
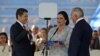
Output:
(42, 18), (51, 56)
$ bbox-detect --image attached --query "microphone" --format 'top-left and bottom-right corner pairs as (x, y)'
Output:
(49, 28), (58, 40)
(41, 28), (58, 55)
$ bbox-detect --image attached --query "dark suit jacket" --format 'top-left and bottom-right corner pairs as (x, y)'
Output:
(10, 22), (35, 56)
(68, 19), (92, 56)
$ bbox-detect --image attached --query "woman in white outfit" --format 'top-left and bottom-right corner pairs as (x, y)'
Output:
(48, 11), (72, 56)
(0, 32), (11, 56)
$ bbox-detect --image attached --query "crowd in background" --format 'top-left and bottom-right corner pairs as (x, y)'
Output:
(0, 7), (100, 56)
(90, 27), (100, 50)
(0, 25), (100, 56)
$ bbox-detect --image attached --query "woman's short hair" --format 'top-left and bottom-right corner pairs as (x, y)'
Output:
(58, 11), (69, 25)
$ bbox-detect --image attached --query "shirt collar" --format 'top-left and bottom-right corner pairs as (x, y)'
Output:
(76, 17), (84, 24)
(16, 20), (24, 27)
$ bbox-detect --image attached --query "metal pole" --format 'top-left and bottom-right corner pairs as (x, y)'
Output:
(44, 18), (51, 56)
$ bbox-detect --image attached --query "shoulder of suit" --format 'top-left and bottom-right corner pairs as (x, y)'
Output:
(10, 22), (19, 28)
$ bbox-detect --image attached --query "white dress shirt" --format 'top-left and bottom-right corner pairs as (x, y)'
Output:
(76, 17), (84, 24)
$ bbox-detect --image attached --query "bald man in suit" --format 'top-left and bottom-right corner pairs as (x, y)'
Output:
(68, 7), (92, 56)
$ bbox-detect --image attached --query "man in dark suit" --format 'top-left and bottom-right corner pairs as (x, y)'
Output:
(10, 8), (35, 56)
(68, 7), (92, 56)
(90, 30), (100, 49)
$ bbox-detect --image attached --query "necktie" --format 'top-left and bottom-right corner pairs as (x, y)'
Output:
(23, 25), (32, 42)
(23, 25), (26, 29)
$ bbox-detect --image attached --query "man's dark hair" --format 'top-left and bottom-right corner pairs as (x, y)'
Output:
(16, 8), (28, 19)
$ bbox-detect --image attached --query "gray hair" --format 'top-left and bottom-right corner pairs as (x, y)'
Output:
(72, 7), (84, 17)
